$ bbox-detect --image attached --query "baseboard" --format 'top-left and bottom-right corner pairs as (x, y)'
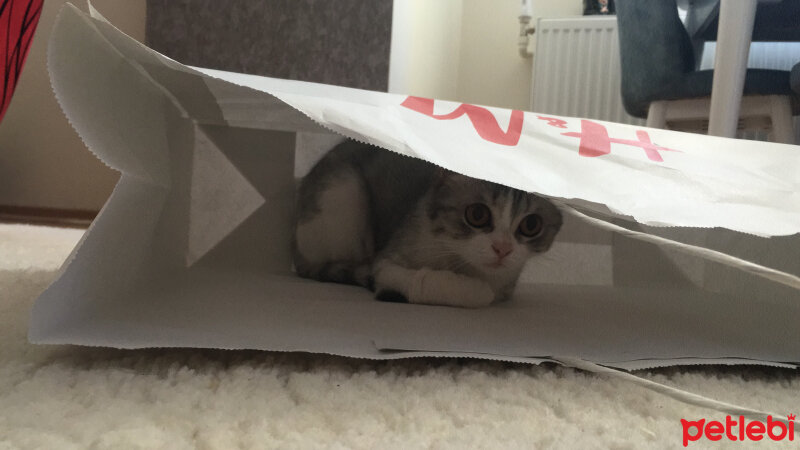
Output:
(0, 205), (96, 229)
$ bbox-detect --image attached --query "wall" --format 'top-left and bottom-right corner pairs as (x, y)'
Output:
(389, 0), (464, 101)
(389, 0), (582, 110)
(146, 0), (392, 91)
(0, 0), (145, 212)
(456, 0), (532, 110)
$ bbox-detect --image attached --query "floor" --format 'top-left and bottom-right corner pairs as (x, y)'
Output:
(2, 223), (799, 448)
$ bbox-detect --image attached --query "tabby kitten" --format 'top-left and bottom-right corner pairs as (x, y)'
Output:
(293, 140), (562, 308)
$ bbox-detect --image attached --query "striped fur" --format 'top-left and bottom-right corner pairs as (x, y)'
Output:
(294, 140), (562, 307)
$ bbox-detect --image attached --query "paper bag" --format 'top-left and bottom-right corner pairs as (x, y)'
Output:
(30, 4), (800, 370)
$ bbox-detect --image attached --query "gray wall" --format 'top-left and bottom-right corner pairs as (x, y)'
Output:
(146, 0), (393, 91)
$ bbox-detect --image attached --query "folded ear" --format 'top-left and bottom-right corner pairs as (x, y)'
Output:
(431, 166), (451, 187)
(435, 166), (448, 180)
(436, 168), (481, 189)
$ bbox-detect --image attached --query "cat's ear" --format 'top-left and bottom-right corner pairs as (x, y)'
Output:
(435, 168), (474, 192)
(437, 168), (475, 185)
(433, 166), (450, 185)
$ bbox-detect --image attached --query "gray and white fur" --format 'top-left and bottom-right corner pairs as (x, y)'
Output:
(293, 140), (562, 308)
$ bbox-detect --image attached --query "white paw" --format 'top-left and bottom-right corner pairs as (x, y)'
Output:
(408, 269), (495, 308)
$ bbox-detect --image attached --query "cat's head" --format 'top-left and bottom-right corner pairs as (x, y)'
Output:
(426, 171), (562, 280)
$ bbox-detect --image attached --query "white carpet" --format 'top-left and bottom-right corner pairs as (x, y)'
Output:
(1, 223), (799, 449)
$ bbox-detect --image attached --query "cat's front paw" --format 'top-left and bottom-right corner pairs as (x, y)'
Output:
(408, 269), (495, 308)
(371, 260), (495, 308)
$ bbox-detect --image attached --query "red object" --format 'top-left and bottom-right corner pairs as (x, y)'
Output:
(561, 119), (680, 162)
(401, 96), (524, 146)
(0, 0), (43, 124)
(537, 115), (681, 162)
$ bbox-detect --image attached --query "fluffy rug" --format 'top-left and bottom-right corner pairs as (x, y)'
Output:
(1, 223), (798, 449)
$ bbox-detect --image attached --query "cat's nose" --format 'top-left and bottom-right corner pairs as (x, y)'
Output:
(491, 241), (513, 259)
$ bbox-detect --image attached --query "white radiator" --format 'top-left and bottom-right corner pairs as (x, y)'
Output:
(530, 17), (643, 126)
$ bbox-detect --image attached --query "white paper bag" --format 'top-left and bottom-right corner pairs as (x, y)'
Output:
(30, 4), (800, 370)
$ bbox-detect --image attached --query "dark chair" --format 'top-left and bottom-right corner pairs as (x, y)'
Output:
(616, 0), (798, 143)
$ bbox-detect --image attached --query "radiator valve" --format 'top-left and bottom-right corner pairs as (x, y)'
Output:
(519, 0), (535, 57)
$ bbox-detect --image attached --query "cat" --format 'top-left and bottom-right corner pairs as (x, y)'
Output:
(293, 140), (563, 308)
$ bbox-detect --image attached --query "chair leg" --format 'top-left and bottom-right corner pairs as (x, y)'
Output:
(646, 101), (667, 129)
(707, 0), (757, 138)
(769, 95), (795, 144)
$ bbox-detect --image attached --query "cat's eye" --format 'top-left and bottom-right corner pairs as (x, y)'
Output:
(518, 214), (544, 238)
(464, 203), (492, 228)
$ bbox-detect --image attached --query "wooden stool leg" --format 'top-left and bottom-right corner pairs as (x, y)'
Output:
(769, 96), (795, 144)
(646, 101), (667, 129)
